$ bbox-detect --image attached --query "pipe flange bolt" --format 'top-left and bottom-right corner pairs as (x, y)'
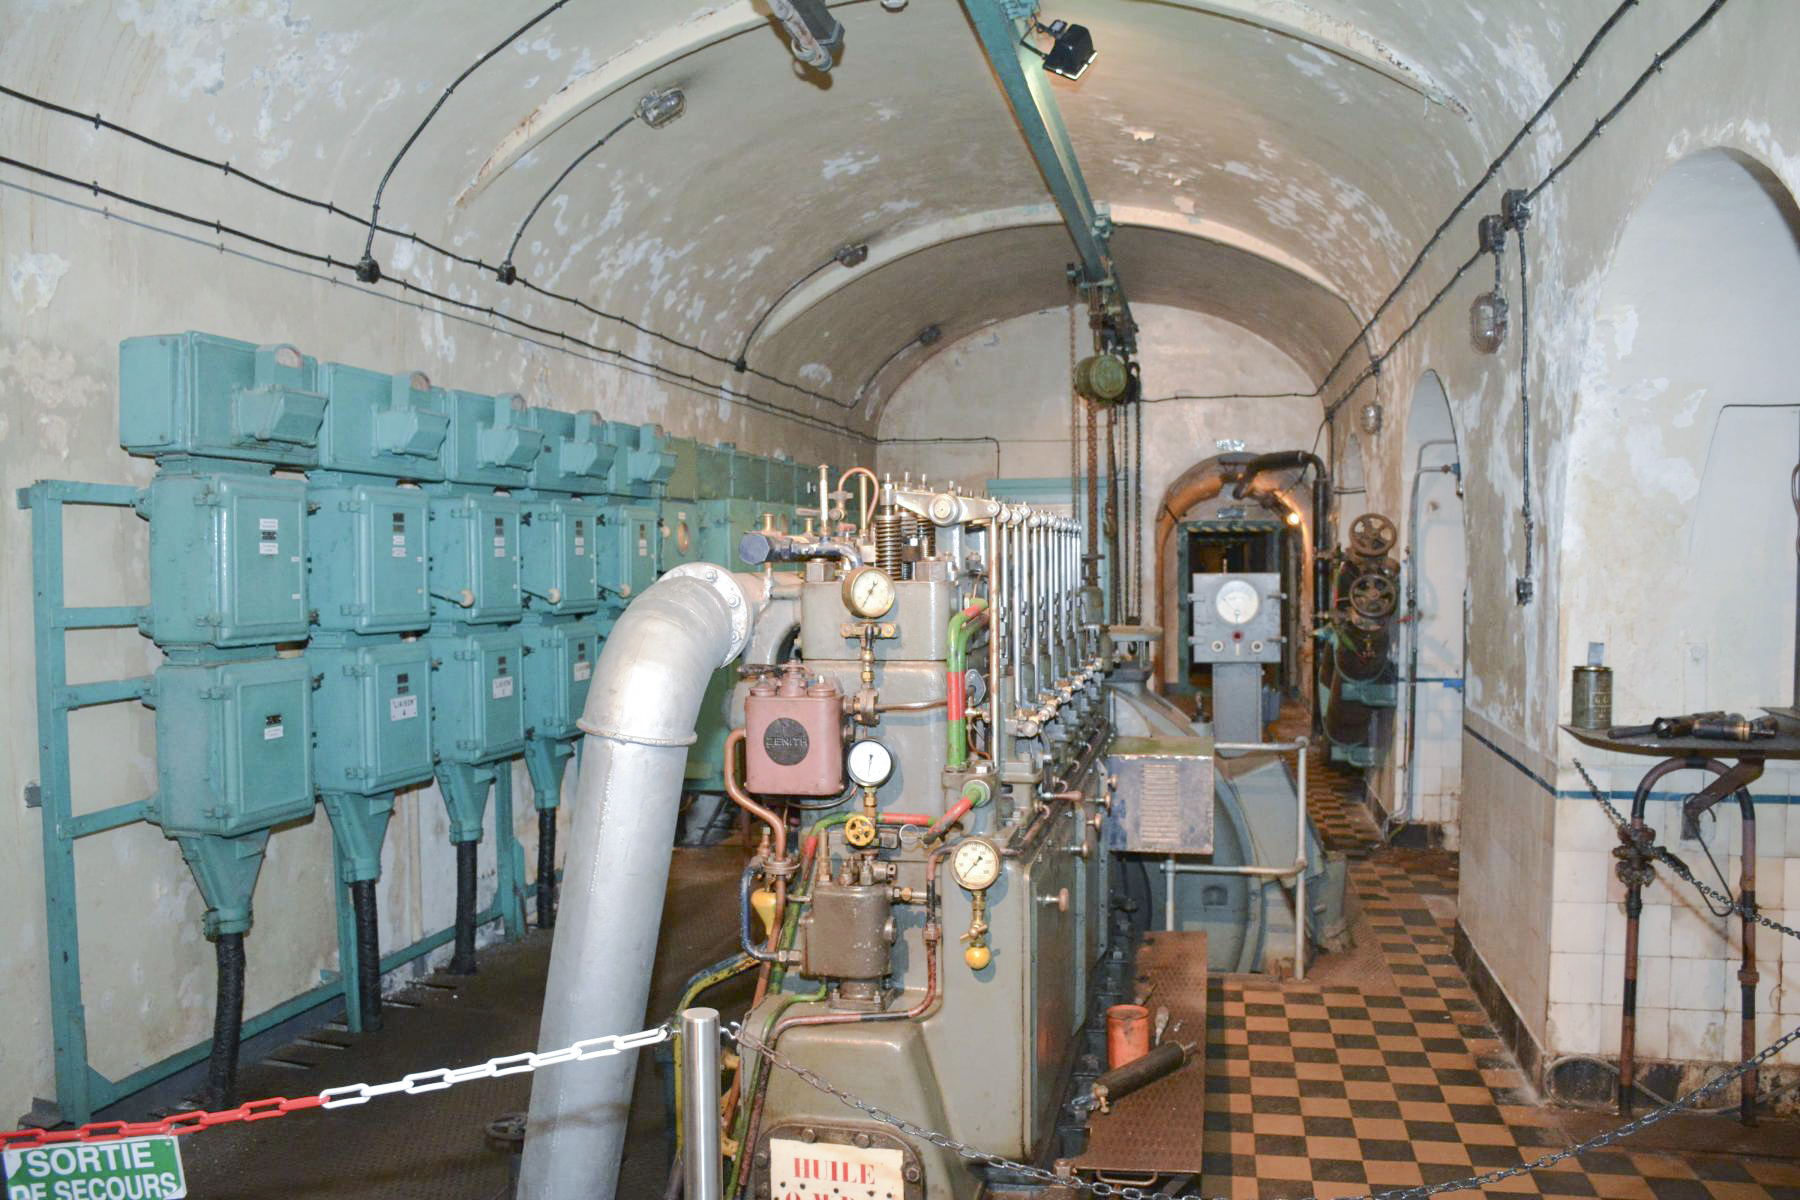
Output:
(663, 563), (757, 665)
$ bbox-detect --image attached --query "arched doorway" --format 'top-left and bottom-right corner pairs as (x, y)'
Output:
(1394, 371), (1464, 843)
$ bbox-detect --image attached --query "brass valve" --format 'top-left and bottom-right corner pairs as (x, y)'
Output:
(960, 891), (990, 970)
(843, 813), (877, 849)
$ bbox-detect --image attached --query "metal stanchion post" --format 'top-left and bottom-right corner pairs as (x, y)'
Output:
(681, 1007), (722, 1200)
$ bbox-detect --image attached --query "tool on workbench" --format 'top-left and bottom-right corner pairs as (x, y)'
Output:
(1609, 711), (1778, 741)
(1074, 1041), (1198, 1114)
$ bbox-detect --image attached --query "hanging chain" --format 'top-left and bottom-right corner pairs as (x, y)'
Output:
(1130, 396), (1144, 623)
(1070, 290), (1080, 519)
(1573, 759), (1800, 941)
(736, 760), (1800, 1200)
(0, 1024), (673, 1152)
(735, 1014), (1800, 1200)
(1104, 403), (1120, 622)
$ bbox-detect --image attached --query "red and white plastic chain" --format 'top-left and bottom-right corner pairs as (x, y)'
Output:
(0, 1023), (671, 1151)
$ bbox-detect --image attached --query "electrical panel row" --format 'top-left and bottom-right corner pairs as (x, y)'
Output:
(119, 332), (818, 503)
(146, 622), (599, 839)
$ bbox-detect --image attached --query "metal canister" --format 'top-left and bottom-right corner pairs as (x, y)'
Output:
(1571, 665), (1612, 730)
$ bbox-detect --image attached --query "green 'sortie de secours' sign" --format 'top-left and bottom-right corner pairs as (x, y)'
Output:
(3, 1137), (187, 1200)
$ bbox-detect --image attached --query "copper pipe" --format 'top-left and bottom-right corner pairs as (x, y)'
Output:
(727, 729), (790, 1008)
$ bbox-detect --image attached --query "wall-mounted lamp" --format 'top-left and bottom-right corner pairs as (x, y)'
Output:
(1025, 19), (1097, 80)
(1357, 400), (1384, 435)
(635, 87), (686, 129)
(1470, 290), (1508, 354)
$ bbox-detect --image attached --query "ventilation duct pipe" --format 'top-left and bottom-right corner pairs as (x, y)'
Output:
(519, 564), (762, 1200)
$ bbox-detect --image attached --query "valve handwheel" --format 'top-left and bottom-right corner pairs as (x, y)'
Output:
(1348, 512), (1398, 558)
(1348, 572), (1398, 621)
(843, 814), (878, 848)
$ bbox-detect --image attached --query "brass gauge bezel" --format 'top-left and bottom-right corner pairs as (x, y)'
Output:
(950, 836), (1002, 891)
(841, 565), (897, 619)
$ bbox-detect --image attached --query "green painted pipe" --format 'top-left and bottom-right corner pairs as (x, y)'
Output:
(945, 598), (988, 770)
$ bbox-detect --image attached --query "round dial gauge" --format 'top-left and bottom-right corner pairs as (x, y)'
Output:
(1214, 580), (1261, 625)
(847, 739), (894, 788)
(841, 566), (896, 619)
(950, 837), (1002, 891)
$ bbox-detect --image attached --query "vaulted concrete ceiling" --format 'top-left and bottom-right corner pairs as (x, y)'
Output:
(3, 0), (1599, 427)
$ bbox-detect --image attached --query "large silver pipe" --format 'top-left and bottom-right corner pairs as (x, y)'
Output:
(520, 565), (761, 1200)
(681, 1007), (723, 1200)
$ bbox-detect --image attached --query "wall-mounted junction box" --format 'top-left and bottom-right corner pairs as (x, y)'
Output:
(120, 333), (326, 468)
(141, 473), (309, 647)
(308, 483), (430, 634)
(521, 408), (616, 494)
(521, 618), (601, 741)
(441, 391), (544, 488)
(428, 630), (526, 763)
(315, 363), (450, 480)
(428, 494), (523, 624)
(520, 499), (602, 616)
(310, 640), (435, 795)
(151, 656), (314, 838)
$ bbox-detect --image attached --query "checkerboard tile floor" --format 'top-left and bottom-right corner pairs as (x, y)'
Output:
(1196, 829), (1800, 1200)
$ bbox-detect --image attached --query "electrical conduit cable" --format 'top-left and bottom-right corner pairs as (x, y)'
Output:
(351, 880), (382, 1032)
(452, 840), (479, 975)
(206, 932), (246, 1109)
(537, 808), (558, 931)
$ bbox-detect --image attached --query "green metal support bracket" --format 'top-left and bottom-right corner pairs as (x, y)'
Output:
(436, 762), (496, 845)
(523, 739), (574, 813)
(959, 0), (1135, 350)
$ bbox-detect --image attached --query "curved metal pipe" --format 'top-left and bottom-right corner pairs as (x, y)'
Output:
(520, 568), (763, 1200)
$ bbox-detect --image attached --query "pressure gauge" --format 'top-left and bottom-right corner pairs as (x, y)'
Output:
(1214, 579), (1261, 625)
(950, 836), (1002, 891)
(841, 566), (896, 619)
(847, 739), (894, 788)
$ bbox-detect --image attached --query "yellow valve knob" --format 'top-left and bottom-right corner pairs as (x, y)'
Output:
(843, 814), (877, 848)
(964, 942), (992, 971)
(750, 888), (779, 936)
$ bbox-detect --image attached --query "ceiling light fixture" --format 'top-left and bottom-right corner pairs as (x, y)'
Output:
(635, 86), (686, 129)
(1025, 19), (1096, 81)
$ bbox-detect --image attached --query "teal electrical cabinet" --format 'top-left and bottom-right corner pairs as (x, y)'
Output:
(151, 656), (314, 837)
(141, 473), (309, 647)
(596, 503), (661, 614)
(120, 334), (326, 467)
(661, 499), (703, 570)
(310, 641), (434, 794)
(522, 408), (616, 494)
(520, 498), (602, 616)
(429, 630), (526, 763)
(441, 391), (544, 487)
(427, 493), (522, 623)
(308, 483), (430, 634)
(521, 618), (600, 741)
(316, 363), (450, 480)
(601, 422), (675, 498)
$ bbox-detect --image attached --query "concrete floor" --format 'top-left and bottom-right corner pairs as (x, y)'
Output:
(176, 846), (749, 1199)
(140, 760), (1800, 1199)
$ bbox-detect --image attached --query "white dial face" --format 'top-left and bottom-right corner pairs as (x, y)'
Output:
(951, 837), (1002, 891)
(846, 739), (894, 788)
(1214, 580), (1261, 625)
(842, 566), (896, 619)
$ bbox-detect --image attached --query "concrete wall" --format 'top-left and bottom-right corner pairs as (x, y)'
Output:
(0, 153), (855, 1121)
(1328, 6), (1800, 1073)
(876, 302), (1324, 598)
